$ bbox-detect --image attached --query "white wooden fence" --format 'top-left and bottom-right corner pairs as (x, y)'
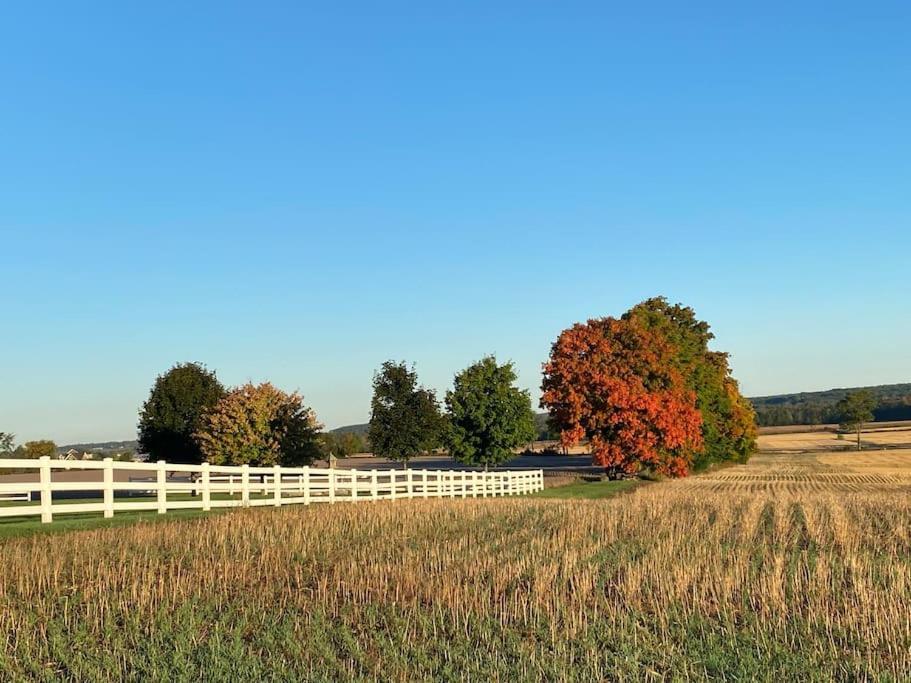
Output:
(0, 457), (545, 524)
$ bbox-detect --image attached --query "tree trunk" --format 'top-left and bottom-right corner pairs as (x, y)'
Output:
(857, 427), (862, 451)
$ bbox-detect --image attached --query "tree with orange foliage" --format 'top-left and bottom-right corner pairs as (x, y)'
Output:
(541, 316), (703, 478)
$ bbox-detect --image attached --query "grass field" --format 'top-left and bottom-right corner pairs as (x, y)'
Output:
(1, 452), (909, 680)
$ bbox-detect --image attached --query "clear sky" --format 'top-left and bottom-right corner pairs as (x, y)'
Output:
(2, 2), (910, 444)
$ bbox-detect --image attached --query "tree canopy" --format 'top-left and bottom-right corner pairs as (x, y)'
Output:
(542, 315), (703, 477)
(368, 361), (443, 465)
(0, 432), (14, 456)
(836, 390), (876, 451)
(138, 362), (225, 464)
(195, 382), (323, 466)
(445, 357), (537, 469)
(623, 297), (756, 468)
(18, 440), (57, 459)
(542, 297), (755, 478)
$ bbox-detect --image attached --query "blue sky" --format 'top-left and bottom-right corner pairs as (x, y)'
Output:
(2, 2), (909, 444)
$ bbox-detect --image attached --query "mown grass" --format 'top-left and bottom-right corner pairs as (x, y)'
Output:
(0, 492), (269, 540)
(0, 508), (222, 541)
(531, 478), (643, 499)
(0, 454), (909, 681)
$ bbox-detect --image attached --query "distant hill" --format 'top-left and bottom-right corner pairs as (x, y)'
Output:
(749, 383), (911, 427)
(330, 423), (369, 437)
(58, 440), (139, 455)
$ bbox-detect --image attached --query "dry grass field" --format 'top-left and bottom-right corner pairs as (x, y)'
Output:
(757, 425), (911, 451)
(0, 451), (909, 680)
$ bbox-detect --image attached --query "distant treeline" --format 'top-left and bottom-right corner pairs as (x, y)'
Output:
(333, 413), (559, 443)
(750, 383), (911, 427)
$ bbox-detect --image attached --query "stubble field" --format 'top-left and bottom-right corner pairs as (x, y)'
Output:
(0, 450), (909, 681)
(757, 424), (911, 451)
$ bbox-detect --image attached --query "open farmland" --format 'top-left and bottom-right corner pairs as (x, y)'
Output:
(1, 452), (910, 680)
(757, 422), (911, 451)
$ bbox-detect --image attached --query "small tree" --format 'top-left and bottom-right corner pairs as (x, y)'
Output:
(0, 432), (14, 457)
(18, 440), (57, 459)
(195, 382), (323, 466)
(368, 361), (443, 466)
(138, 362), (225, 464)
(836, 390), (876, 451)
(445, 357), (536, 470)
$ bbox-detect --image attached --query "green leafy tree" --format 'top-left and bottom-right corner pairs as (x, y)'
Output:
(836, 390), (876, 451)
(195, 382), (323, 467)
(368, 361), (443, 466)
(0, 432), (14, 457)
(445, 357), (536, 470)
(18, 440), (57, 459)
(138, 362), (225, 464)
(623, 297), (757, 469)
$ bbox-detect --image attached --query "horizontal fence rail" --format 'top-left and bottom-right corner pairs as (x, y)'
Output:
(0, 457), (545, 524)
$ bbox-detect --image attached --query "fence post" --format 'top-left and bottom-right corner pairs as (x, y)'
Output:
(241, 464), (250, 507)
(351, 470), (358, 501)
(202, 462), (211, 511)
(273, 464), (282, 507)
(422, 470), (429, 499)
(229, 474), (235, 496)
(303, 466), (310, 505)
(461, 470), (467, 498)
(39, 456), (53, 524)
(389, 469), (396, 500)
(447, 470), (454, 498)
(371, 469), (378, 501)
(103, 458), (114, 518)
(406, 468), (413, 499)
(329, 469), (336, 504)
(157, 460), (167, 514)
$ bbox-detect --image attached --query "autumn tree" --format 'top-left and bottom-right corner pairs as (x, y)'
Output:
(623, 297), (757, 468)
(368, 361), (443, 466)
(195, 382), (323, 466)
(837, 390), (876, 451)
(445, 356), (537, 470)
(138, 362), (225, 464)
(541, 316), (703, 478)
